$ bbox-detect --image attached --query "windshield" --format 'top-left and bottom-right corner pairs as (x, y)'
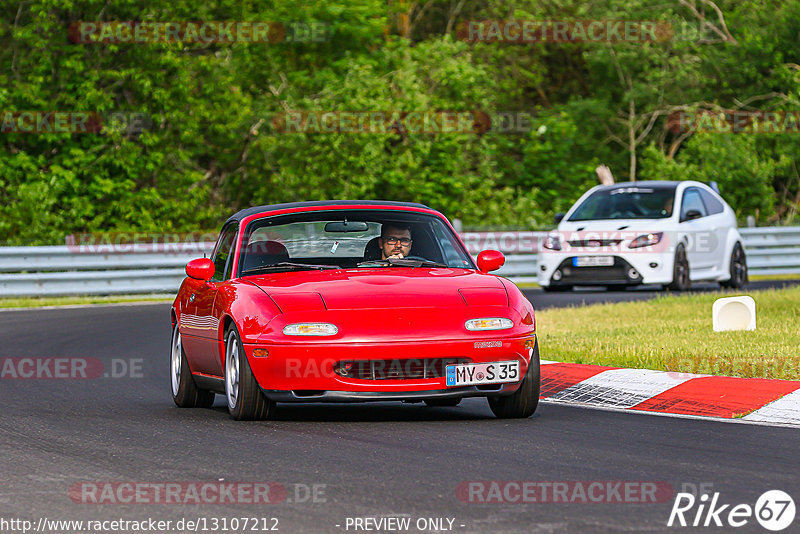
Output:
(238, 209), (475, 275)
(568, 186), (676, 221)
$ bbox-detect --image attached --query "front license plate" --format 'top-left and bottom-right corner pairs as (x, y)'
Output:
(446, 361), (519, 387)
(573, 255), (614, 267)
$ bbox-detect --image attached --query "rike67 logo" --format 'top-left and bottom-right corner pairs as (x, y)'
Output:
(668, 490), (795, 531)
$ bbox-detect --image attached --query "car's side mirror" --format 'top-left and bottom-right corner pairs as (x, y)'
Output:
(681, 209), (703, 222)
(554, 212), (565, 225)
(477, 250), (505, 273)
(186, 258), (216, 281)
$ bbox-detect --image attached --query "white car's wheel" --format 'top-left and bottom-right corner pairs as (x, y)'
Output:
(225, 326), (273, 420)
(667, 245), (691, 291)
(170, 323), (214, 408)
(720, 243), (747, 289)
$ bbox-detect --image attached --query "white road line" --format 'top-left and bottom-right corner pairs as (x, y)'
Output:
(539, 399), (800, 428)
(546, 368), (695, 409)
(743, 388), (800, 425)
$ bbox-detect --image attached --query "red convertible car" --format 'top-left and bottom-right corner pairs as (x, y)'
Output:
(170, 201), (539, 420)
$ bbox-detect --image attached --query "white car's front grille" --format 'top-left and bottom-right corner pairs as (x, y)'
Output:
(567, 239), (624, 247)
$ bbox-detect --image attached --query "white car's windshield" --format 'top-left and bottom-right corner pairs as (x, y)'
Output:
(569, 186), (676, 221)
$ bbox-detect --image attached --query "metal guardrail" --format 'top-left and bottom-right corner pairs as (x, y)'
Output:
(0, 228), (798, 296)
(495, 254), (539, 284)
(0, 244), (212, 272)
(739, 227), (800, 276)
(0, 268), (188, 296)
(0, 244), (215, 297)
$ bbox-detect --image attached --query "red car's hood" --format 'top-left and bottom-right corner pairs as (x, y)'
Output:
(243, 268), (508, 311)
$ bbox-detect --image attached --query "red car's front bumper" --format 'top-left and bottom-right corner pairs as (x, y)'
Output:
(244, 334), (535, 402)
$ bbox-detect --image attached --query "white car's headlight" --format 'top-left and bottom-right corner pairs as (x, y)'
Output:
(543, 234), (562, 250)
(629, 232), (663, 249)
(283, 323), (339, 336)
(465, 318), (514, 331)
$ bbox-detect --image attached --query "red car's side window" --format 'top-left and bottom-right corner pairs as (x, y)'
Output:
(211, 224), (238, 281)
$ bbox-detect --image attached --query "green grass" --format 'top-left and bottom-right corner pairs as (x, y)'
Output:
(0, 295), (172, 309)
(513, 273), (798, 289)
(749, 273), (800, 281)
(536, 286), (800, 380)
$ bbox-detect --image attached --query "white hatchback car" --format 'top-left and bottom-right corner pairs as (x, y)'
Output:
(537, 181), (748, 291)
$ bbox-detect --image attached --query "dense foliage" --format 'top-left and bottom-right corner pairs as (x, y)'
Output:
(1, 0), (798, 244)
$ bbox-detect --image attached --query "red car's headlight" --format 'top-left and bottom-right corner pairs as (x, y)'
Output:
(283, 323), (338, 336)
(465, 318), (513, 331)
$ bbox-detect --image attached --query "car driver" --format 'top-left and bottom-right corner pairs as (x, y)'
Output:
(379, 225), (413, 259)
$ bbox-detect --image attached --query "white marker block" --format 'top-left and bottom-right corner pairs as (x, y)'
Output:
(713, 296), (756, 332)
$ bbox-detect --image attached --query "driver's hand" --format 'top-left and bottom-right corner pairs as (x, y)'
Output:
(388, 252), (404, 259)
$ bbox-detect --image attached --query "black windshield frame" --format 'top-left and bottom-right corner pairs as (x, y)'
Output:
(236, 209), (476, 277)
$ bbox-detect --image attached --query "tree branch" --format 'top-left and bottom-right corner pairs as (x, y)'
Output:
(678, 0), (737, 44)
(11, 1), (26, 74)
(732, 92), (788, 109)
(445, 0), (466, 36)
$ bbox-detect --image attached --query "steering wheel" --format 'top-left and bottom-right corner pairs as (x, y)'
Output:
(610, 209), (637, 218)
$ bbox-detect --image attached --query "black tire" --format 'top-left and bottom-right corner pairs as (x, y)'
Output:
(424, 398), (462, 407)
(720, 242), (748, 289)
(542, 285), (572, 292)
(603, 285), (627, 292)
(487, 339), (540, 419)
(170, 323), (215, 408)
(224, 326), (274, 420)
(667, 245), (691, 291)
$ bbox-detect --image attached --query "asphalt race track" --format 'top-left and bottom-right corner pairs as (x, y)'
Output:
(1, 302), (799, 533)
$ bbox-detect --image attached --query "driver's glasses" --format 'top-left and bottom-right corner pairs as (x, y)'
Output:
(384, 237), (412, 246)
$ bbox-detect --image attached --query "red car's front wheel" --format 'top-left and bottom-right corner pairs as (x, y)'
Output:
(225, 326), (274, 420)
(487, 339), (540, 419)
(170, 323), (214, 408)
